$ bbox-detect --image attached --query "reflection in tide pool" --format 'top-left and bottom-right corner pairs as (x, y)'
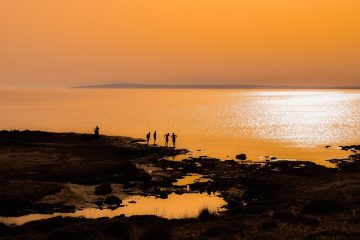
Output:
(0, 193), (226, 226)
(173, 173), (211, 186)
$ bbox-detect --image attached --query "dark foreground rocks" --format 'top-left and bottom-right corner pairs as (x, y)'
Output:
(0, 130), (184, 216)
(1, 131), (360, 240)
(95, 183), (113, 195)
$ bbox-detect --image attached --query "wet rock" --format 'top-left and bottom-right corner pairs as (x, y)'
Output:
(55, 204), (76, 213)
(203, 225), (236, 238)
(245, 205), (268, 215)
(182, 160), (198, 172)
(104, 195), (122, 205)
(95, 183), (113, 195)
(301, 199), (346, 215)
(198, 208), (217, 221)
(158, 179), (174, 188)
(139, 222), (173, 240)
(95, 200), (104, 206)
(159, 191), (168, 199)
(174, 190), (184, 195)
(305, 230), (360, 240)
(236, 154), (247, 160)
(341, 145), (360, 151)
(225, 160), (236, 165)
(32, 203), (55, 214)
(349, 215), (360, 224)
(290, 214), (320, 226)
(272, 210), (295, 221)
(48, 228), (99, 240)
(259, 221), (278, 230)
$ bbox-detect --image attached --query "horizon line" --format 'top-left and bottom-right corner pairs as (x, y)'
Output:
(73, 83), (360, 90)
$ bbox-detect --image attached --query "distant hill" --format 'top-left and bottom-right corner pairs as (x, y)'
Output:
(74, 83), (360, 89)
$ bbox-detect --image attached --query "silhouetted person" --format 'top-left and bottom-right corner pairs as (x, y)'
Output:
(164, 133), (170, 147)
(146, 132), (151, 145)
(94, 126), (100, 136)
(153, 131), (157, 145)
(171, 133), (177, 147)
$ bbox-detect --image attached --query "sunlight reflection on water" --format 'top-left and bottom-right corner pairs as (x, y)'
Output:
(0, 89), (359, 165)
(0, 193), (226, 226)
(241, 91), (359, 146)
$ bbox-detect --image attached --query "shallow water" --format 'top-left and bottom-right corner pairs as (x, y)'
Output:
(0, 193), (226, 226)
(1, 88), (359, 165)
(173, 173), (211, 186)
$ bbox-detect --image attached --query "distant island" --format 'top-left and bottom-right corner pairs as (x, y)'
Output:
(74, 83), (360, 89)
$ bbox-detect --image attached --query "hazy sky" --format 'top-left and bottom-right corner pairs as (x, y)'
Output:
(0, 0), (359, 87)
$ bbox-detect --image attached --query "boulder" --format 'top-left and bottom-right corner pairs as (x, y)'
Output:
(95, 183), (112, 195)
(104, 195), (122, 205)
(301, 199), (346, 215)
(272, 210), (295, 220)
(159, 191), (168, 199)
(259, 221), (278, 230)
(203, 225), (236, 238)
(236, 153), (247, 160)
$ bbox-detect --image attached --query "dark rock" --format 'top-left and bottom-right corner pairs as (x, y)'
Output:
(290, 214), (320, 226)
(245, 205), (268, 214)
(55, 204), (76, 213)
(349, 213), (360, 224)
(301, 199), (346, 215)
(95, 183), (112, 195)
(139, 223), (173, 240)
(104, 195), (122, 205)
(159, 191), (168, 199)
(95, 200), (104, 206)
(259, 221), (278, 230)
(203, 225), (236, 238)
(198, 208), (217, 221)
(253, 233), (285, 240)
(272, 210), (295, 221)
(0, 223), (8, 236)
(236, 153), (247, 160)
(305, 230), (360, 240)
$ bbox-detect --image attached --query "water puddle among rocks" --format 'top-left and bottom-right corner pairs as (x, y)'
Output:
(173, 173), (212, 186)
(0, 193), (226, 226)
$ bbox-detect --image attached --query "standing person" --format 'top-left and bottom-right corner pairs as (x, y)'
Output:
(164, 133), (170, 147)
(153, 131), (157, 145)
(171, 133), (177, 148)
(146, 132), (151, 145)
(94, 125), (100, 136)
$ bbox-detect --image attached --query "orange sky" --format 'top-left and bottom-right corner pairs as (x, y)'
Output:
(0, 0), (359, 87)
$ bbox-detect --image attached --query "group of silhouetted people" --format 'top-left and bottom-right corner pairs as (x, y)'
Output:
(146, 131), (177, 147)
(93, 126), (177, 147)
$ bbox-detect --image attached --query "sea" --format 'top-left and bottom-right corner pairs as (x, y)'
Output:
(1, 88), (359, 166)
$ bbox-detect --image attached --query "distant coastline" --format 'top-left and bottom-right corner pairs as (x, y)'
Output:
(73, 83), (360, 90)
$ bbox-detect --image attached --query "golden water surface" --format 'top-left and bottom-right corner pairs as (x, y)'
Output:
(1, 88), (359, 166)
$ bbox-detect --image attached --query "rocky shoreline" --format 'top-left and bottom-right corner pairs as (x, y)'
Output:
(1, 130), (360, 239)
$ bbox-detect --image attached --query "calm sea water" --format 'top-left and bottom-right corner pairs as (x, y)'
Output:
(1, 88), (359, 166)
